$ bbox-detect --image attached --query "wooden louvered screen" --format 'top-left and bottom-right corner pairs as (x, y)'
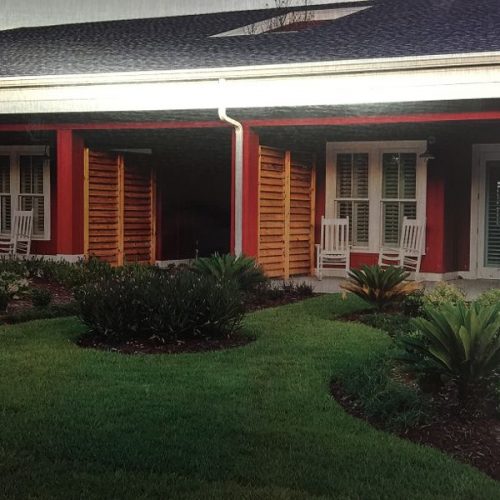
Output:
(84, 149), (156, 266)
(289, 152), (316, 276)
(124, 161), (156, 264)
(258, 146), (315, 279)
(85, 150), (122, 265)
(258, 147), (286, 278)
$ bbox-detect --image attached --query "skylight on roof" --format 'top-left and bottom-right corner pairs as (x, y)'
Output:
(212, 4), (372, 37)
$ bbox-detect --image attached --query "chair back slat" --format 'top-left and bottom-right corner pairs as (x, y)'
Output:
(400, 217), (425, 254)
(379, 216), (425, 277)
(321, 216), (349, 253)
(12, 210), (33, 255)
(316, 215), (350, 279)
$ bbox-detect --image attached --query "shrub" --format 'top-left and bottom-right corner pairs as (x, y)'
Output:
(341, 265), (421, 310)
(76, 267), (244, 342)
(0, 271), (29, 299)
(31, 288), (52, 308)
(475, 287), (500, 308)
(191, 253), (266, 292)
(339, 356), (428, 430)
(0, 290), (9, 313)
(400, 289), (425, 317)
(281, 280), (314, 297)
(0, 256), (114, 290)
(359, 312), (416, 338)
(398, 302), (500, 400)
(3, 302), (79, 324)
(423, 282), (466, 309)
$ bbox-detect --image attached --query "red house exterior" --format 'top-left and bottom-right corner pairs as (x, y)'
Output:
(1, 1), (500, 280)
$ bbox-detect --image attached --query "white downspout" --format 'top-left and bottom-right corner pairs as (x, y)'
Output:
(218, 78), (243, 256)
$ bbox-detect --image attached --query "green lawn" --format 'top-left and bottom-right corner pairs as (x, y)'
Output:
(0, 295), (498, 499)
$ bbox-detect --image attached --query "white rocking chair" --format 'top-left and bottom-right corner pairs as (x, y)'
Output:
(0, 210), (34, 256)
(316, 216), (350, 280)
(378, 217), (425, 278)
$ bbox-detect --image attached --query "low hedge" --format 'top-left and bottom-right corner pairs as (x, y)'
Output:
(75, 266), (245, 342)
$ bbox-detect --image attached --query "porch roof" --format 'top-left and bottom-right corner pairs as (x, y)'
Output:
(0, 0), (499, 78)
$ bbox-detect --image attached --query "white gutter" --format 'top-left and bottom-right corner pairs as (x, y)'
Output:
(218, 79), (243, 256)
(2, 52), (500, 115)
(2, 51), (500, 88)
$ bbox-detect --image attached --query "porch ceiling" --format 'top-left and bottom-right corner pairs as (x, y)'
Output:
(81, 127), (232, 156)
(256, 120), (500, 155)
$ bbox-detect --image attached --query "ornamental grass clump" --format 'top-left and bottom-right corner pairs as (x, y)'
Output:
(398, 302), (500, 400)
(341, 265), (421, 310)
(191, 253), (266, 292)
(75, 266), (244, 342)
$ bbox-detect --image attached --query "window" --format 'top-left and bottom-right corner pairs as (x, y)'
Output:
(326, 141), (426, 252)
(0, 146), (50, 240)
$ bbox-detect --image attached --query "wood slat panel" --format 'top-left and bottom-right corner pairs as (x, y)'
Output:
(123, 162), (154, 265)
(86, 150), (121, 264)
(258, 146), (286, 278)
(289, 153), (315, 277)
(257, 147), (316, 279)
(86, 150), (155, 266)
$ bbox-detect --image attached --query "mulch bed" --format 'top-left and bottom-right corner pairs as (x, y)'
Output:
(244, 291), (316, 312)
(331, 381), (500, 481)
(5, 278), (73, 316)
(77, 334), (255, 355)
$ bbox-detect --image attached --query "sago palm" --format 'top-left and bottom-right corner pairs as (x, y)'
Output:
(401, 302), (500, 399)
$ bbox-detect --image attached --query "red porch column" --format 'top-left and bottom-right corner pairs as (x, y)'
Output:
(240, 126), (260, 257)
(422, 162), (446, 274)
(56, 129), (85, 256)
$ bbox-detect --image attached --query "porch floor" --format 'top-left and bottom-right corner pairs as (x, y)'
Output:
(285, 277), (500, 300)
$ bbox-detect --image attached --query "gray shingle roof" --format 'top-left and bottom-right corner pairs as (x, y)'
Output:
(1, 0), (499, 78)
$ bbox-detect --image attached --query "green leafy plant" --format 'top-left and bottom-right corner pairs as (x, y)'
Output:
(0, 256), (115, 290)
(399, 302), (500, 400)
(0, 289), (9, 313)
(3, 302), (79, 324)
(401, 289), (425, 317)
(339, 355), (429, 430)
(423, 282), (466, 309)
(0, 271), (29, 299)
(191, 253), (266, 292)
(359, 312), (416, 338)
(76, 267), (244, 342)
(341, 265), (420, 310)
(475, 287), (500, 308)
(31, 288), (52, 308)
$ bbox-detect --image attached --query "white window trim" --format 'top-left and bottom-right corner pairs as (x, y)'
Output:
(326, 140), (427, 253)
(0, 145), (51, 241)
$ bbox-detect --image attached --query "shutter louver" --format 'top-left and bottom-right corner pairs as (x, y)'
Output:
(337, 154), (352, 198)
(485, 161), (500, 266)
(19, 156), (46, 237)
(0, 156), (11, 235)
(335, 152), (369, 246)
(382, 152), (417, 246)
(401, 154), (416, 198)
